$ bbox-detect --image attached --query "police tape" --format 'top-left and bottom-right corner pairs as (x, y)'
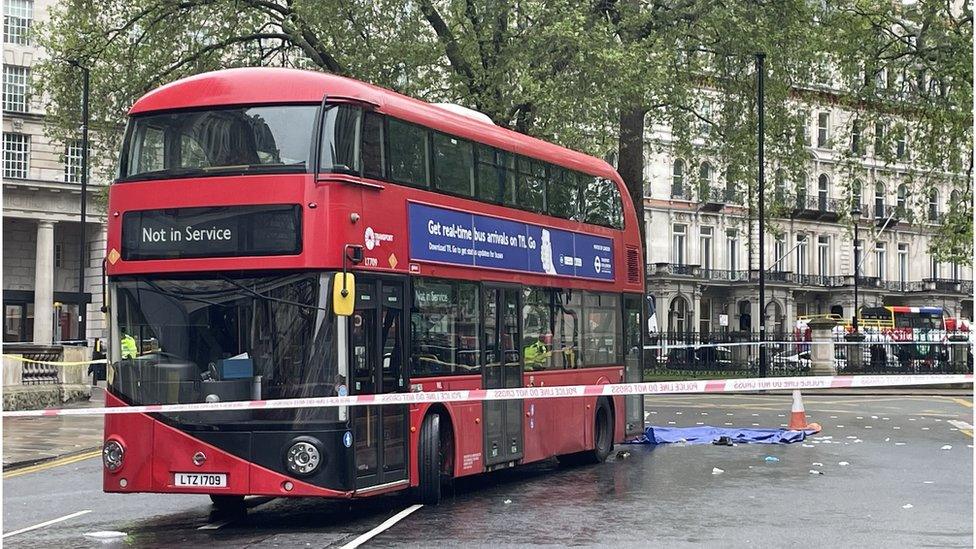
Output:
(1, 354), (108, 366)
(644, 339), (973, 350)
(2, 373), (971, 418)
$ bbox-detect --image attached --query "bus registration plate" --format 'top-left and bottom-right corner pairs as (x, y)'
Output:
(174, 473), (227, 487)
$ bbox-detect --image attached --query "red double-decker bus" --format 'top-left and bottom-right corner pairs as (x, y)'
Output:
(102, 68), (645, 508)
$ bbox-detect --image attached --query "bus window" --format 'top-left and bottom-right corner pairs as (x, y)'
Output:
(517, 157), (547, 213)
(583, 177), (623, 229)
(583, 293), (621, 366)
(319, 105), (361, 174)
(548, 167), (581, 220)
(361, 112), (385, 179)
(388, 119), (429, 187)
(522, 287), (556, 371)
(552, 290), (581, 368)
(432, 132), (474, 197)
(475, 146), (516, 205)
(410, 279), (481, 376)
(121, 105), (316, 181)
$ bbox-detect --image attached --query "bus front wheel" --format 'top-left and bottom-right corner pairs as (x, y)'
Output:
(416, 413), (442, 505)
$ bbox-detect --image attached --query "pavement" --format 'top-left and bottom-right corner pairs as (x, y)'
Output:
(2, 387), (105, 469)
(2, 392), (972, 547)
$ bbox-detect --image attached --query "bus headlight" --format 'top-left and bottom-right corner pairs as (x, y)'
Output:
(284, 438), (323, 477)
(103, 440), (125, 472)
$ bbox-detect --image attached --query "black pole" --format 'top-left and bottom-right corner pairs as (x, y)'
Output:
(756, 52), (767, 377)
(853, 221), (859, 332)
(78, 64), (89, 344)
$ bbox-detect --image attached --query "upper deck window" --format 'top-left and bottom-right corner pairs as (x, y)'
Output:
(119, 104), (316, 182)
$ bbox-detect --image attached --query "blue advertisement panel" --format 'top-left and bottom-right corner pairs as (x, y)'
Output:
(408, 202), (614, 281)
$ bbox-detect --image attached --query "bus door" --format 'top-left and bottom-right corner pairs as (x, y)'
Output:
(350, 278), (409, 489)
(483, 285), (524, 468)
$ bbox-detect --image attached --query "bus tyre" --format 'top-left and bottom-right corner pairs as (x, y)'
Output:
(417, 413), (442, 505)
(209, 494), (245, 512)
(581, 400), (614, 464)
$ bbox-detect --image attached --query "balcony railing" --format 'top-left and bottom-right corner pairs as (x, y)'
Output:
(671, 186), (693, 201)
(646, 264), (970, 294)
(791, 194), (840, 220)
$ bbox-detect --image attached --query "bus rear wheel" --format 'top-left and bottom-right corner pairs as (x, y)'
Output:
(556, 400), (614, 466)
(583, 401), (614, 464)
(416, 413), (442, 505)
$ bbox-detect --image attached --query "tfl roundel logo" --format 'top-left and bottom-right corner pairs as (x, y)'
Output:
(364, 227), (377, 250)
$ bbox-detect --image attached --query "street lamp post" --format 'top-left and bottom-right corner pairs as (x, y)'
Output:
(68, 60), (90, 344)
(851, 207), (860, 332)
(756, 52), (767, 377)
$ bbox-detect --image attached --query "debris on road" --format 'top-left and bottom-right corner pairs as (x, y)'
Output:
(940, 445), (952, 450)
(764, 456), (780, 462)
(504, 499), (512, 504)
(812, 462), (823, 467)
(838, 461), (850, 466)
(615, 451), (631, 459)
(809, 470), (824, 475)
(83, 531), (127, 541)
(902, 504), (913, 509)
(712, 467), (724, 475)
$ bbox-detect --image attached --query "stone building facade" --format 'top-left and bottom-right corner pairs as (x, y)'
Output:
(3, 0), (107, 344)
(643, 102), (973, 338)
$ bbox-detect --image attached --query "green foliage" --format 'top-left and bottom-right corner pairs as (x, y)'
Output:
(34, 0), (972, 264)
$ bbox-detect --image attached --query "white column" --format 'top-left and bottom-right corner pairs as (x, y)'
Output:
(33, 220), (56, 344)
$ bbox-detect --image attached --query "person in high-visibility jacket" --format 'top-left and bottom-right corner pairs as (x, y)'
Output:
(120, 333), (138, 360)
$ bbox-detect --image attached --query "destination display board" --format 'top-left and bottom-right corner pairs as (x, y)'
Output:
(121, 205), (302, 260)
(408, 202), (614, 280)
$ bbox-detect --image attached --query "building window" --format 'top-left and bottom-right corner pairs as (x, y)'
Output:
(795, 235), (808, 275)
(2, 65), (28, 112)
(699, 299), (711, 334)
(874, 182), (885, 219)
(774, 169), (786, 203)
(727, 229), (739, 271)
(3, 0), (32, 45)
(817, 112), (830, 147)
(928, 189), (940, 222)
(896, 134), (906, 159)
(698, 162), (712, 201)
(896, 184), (907, 215)
(64, 140), (83, 183)
(4, 303), (34, 342)
(671, 159), (685, 198)
(952, 262), (960, 281)
(817, 174), (829, 210)
(672, 224), (686, 265)
(54, 243), (63, 268)
(851, 179), (862, 211)
(851, 119), (862, 155)
(874, 122), (885, 156)
(699, 226), (713, 270)
(897, 243), (908, 284)
(773, 236), (787, 271)
(2, 133), (29, 179)
(875, 242), (886, 281)
(817, 236), (830, 277)
(930, 256), (940, 279)
(854, 239), (863, 277)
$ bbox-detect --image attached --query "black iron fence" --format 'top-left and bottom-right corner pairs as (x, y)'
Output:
(643, 331), (973, 380)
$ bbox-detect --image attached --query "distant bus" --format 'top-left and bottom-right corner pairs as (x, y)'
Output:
(102, 68), (645, 509)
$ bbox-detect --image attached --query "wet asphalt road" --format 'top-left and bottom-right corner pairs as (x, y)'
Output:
(3, 393), (972, 548)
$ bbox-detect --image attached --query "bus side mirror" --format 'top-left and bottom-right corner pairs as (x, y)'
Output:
(333, 273), (356, 316)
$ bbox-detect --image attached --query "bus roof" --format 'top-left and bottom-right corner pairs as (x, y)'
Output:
(888, 306), (944, 315)
(128, 67), (621, 183)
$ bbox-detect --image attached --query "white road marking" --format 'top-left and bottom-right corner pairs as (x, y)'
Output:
(948, 420), (974, 430)
(3, 510), (92, 539)
(340, 504), (423, 549)
(198, 520), (235, 530)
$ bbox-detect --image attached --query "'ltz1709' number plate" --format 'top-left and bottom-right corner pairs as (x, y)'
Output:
(173, 473), (227, 487)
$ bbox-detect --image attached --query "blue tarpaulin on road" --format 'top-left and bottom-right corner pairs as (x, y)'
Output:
(629, 426), (814, 445)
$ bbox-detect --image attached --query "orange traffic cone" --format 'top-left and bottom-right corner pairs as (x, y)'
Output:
(788, 390), (821, 433)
